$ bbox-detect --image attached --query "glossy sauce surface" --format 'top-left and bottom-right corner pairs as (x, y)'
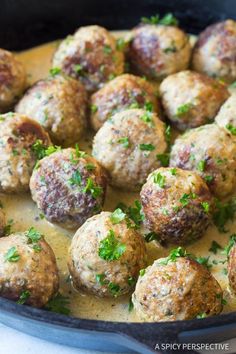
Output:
(2, 32), (234, 321)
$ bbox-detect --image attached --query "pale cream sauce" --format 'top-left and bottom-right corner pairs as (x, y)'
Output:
(2, 32), (234, 321)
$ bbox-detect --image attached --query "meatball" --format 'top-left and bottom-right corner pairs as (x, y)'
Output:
(215, 93), (236, 136)
(192, 20), (236, 83)
(128, 24), (191, 80)
(90, 74), (159, 131)
(140, 167), (213, 245)
(228, 243), (236, 295)
(132, 256), (223, 322)
(0, 230), (59, 308)
(52, 25), (124, 93)
(16, 75), (88, 146)
(170, 124), (236, 198)
(0, 112), (51, 193)
(0, 49), (26, 112)
(160, 70), (229, 130)
(0, 208), (6, 237)
(92, 109), (167, 191)
(30, 148), (108, 229)
(68, 211), (146, 297)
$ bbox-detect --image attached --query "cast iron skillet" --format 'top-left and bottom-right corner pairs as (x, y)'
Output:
(0, 0), (236, 353)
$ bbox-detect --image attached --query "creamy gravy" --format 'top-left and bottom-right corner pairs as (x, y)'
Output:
(2, 32), (234, 321)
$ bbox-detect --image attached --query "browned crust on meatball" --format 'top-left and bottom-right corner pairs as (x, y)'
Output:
(30, 148), (108, 229)
(228, 244), (236, 295)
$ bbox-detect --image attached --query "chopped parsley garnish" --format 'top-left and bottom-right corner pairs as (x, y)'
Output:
(179, 192), (196, 207)
(110, 208), (126, 224)
(176, 102), (193, 116)
(139, 269), (146, 276)
(4, 246), (20, 262)
(196, 312), (207, 319)
(204, 175), (214, 183)
(69, 170), (82, 186)
(159, 247), (190, 265)
(209, 240), (222, 254)
(165, 124), (171, 148)
(49, 67), (61, 76)
(213, 198), (236, 233)
(128, 298), (134, 312)
(144, 232), (160, 242)
(32, 140), (61, 160)
(17, 290), (30, 305)
(141, 13), (178, 26)
(127, 276), (136, 286)
(139, 143), (155, 151)
(45, 293), (71, 315)
(201, 201), (210, 213)
(116, 38), (126, 51)
(156, 153), (170, 167)
(116, 200), (144, 229)
(74, 64), (83, 74)
(170, 167), (177, 176)
(226, 123), (236, 135)
(223, 234), (236, 257)
(26, 227), (42, 243)
(108, 282), (120, 297)
(70, 145), (86, 164)
(90, 104), (98, 113)
(83, 178), (102, 198)
(144, 101), (154, 112)
(118, 137), (130, 148)
(195, 256), (212, 270)
(103, 45), (112, 54)
(96, 273), (107, 285)
(140, 111), (153, 126)
(98, 230), (126, 261)
(153, 172), (165, 188)
(197, 160), (206, 172)
(86, 163), (95, 171)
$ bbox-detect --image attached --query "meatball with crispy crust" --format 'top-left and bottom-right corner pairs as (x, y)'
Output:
(30, 148), (108, 229)
(52, 26), (124, 93)
(160, 70), (229, 130)
(128, 24), (191, 80)
(68, 211), (146, 297)
(228, 241), (236, 295)
(132, 255), (223, 322)
(0, 208), (6, 237)
(0, 112), (51, 193)
(170, 124), (236, 198)
(92, 109), (167, 191)
(140, 168), (213, 245)
(90, 74), (159, 131)
(192, 20), (236, 83)
(15, 75), (88, 146)
(215, 93), (236, 136)
(0, 49), (26, 113)
(0, 230), (59, 308)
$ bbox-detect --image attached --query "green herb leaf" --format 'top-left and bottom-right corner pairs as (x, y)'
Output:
(3, 219), (14, 236)
(110, 208), (126, 224)
(176, 102), (194, 116)
(144, 232), (160, 242)
(116, 200), (144, 229)
(201, 201), (210, 213)
(95, 273), (108, 286)
(139, 143), (155, 151)
(45, 293), (71, 315)
(69, 170), (82, 186)
(179, 192), (196, 207)
(156, 153), (170, 167)
(103, 45), (112, 54)
(128, 297), (134, 312)
(116, 38), (126, 51)
(196, 312), (207, 319)
(140, 111), (153, 126)
(4, 246), (20, 262)
(209, 240), (222, 254)
(26, 227), (42, 243)
(153, 172), (166, 188)
(213, 198), (236, 233)
(117, 137), (130, 148)
(197, 160), (206, 172)
(226, 123), (236, 135)
(159, 247), (190, 265)
(90, 104), (98, 113)
(170, 168), (177, 176)
(17, 290), (31, 305)
(141, 13), (178, 26)
(49, 67), (61, 76)
(32, 140), (61, 160)
(108, 282), (120, 297)
(98, 230), (126, 261)
(83, 177), (102, 199)
(139, 269), (146, 276)
(223, 234), (236, 256)
(195, 256), (212, 270)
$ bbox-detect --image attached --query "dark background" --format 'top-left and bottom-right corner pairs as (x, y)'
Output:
(0, 0), (236, 50)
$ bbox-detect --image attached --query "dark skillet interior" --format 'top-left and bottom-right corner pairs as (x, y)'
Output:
(0, 0), (236, 353)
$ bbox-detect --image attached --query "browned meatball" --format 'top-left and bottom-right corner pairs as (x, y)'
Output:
(68, 211), (146, 297)
(30, 148), (108, 229)
(0, 230), (59, 308)
(128, 24), (191, 80)
(0, 49), (26, 112)
(228, 243), (236, 295)
(140, 167), (213, 245)
(170, 124), (236, 198)
(160, 70), (229, 130)
(192, 20), (236, 83)
(0, 112), (51, 193)
(15, 75), (88, 146)
(52, 26), (124, 93)
(90, 74), (159, 131)
(133, 255), (223, 322)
